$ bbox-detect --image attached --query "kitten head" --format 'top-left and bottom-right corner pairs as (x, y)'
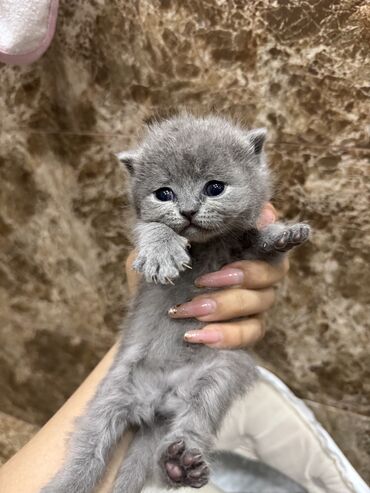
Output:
(117, 113), (271, 243)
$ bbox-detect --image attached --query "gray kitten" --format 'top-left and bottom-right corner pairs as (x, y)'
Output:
(41, 113), (310, 493)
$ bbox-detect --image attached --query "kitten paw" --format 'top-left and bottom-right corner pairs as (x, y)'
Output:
(262, 223), (310, 253)
(133, 235), (191, 284)
(162, 439), (209, 488)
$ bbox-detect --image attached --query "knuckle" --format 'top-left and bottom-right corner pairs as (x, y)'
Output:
(240, 319), (261, 348)
(282, 256), (290, 274)
(257, 318), (266, 340)
(236, 324), (245, 346)
(125, 250), (137, 271)
(259, 266), (271, 287)
(221, 323), (243, 348)
(247, 318), (265, 346)
(264, 287), (276, 307)
(227, 324), (244, 348)
(243, 261), (261, 286)
(269, 287), (277, 304)
(234, 290), (249, 314)
(243, 261), (271, 288)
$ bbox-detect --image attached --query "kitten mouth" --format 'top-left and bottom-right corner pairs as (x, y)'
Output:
(181, 223), (200, 232)
(181, 223), (211, 233)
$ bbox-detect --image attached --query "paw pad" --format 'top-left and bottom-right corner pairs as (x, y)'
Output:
(263, 223), (310, 253)
(162, 439), (209, 488)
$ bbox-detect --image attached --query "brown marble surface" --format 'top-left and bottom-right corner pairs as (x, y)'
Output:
(0, 0), (369, 482)
(0, 412), (38, 465)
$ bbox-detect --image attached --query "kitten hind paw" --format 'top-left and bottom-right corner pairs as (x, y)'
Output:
(162, 439), (209, 488)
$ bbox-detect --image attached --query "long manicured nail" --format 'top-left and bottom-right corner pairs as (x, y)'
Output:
(195, 268), (244, 288)
(184, 330), (223, 344)
(168, 299), (217, 318)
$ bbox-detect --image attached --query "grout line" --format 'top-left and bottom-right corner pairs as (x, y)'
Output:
(2, 128), (370, 153)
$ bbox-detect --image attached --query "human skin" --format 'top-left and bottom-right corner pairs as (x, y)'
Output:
(0, 203), (288, 493)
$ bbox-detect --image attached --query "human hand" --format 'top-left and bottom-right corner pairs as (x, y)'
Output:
(125, 203), (289, 349)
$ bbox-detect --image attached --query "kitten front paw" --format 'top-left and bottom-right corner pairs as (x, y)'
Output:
(162, 439), (209, 488)
(133, 235), (191, 284)
(262, 223), (311, 253)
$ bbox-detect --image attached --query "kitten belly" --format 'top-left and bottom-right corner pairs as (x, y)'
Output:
(122, 265), (256, 428)
(139, 306), (210, 367)
(127, 277), (215, 367)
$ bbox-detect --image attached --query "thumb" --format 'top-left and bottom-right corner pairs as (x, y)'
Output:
(257, 202), (277, 229)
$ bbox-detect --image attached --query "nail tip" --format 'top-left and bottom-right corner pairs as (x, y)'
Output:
(168, 303), (184, 316)
(184, 335), (199, 343)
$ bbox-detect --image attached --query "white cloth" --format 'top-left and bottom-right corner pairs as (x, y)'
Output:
(0, 0), (58, 64)
(145, 367), (369, 493)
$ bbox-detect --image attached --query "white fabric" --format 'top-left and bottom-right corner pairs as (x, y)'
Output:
(144, 367), (369, 493)
(252, 368), (369, 493)
(0, 0), (50, 54)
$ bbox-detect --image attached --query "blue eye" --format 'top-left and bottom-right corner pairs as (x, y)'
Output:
(154, 187), (176, 201)
(203, 180), (225, 197)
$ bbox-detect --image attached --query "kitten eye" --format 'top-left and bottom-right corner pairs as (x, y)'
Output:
(203, 180), (225, 197)
(154, 187), (176, 202)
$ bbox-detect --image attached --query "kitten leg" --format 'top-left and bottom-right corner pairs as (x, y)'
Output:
(157, 351), (256, 489)
(40, 397), (129, 493)
(40, 350), (140, 493)
(40, 399), (128, 493)
(111, 427), (157, 493)
(133, 221), (191, 284)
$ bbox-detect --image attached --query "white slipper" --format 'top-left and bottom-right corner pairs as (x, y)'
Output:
(0, 0), (59, 65)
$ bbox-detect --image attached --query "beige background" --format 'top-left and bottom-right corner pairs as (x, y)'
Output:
(0, 0), (369, 482)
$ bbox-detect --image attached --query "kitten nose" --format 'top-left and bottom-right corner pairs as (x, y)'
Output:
(180, 209), (197, 221)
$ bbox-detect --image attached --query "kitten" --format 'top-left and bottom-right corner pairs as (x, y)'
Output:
(41, 113), (310, 493)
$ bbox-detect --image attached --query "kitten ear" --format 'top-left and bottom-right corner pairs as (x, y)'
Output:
(247, 128), (267, 155)
(115, 150), (138, 175)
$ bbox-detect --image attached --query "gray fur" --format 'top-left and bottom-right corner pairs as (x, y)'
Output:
(40, 113), (310, 493)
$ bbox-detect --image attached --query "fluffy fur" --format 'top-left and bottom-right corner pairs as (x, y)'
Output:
(40, 113), (310, 493)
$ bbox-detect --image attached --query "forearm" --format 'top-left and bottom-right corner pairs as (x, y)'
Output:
(0, 343), (132, 493)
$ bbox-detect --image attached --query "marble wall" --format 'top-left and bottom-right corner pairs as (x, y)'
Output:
(0, 0), (369, 481)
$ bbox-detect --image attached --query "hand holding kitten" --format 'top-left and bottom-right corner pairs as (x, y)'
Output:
(126, 202), (288, 349)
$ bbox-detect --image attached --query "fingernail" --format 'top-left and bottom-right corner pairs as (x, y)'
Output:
(168, 298), (217, 318)
(195, 268), (244, 288)
(184, 330), (223, 344)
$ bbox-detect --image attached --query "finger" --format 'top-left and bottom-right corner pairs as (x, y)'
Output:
(184, 317), (265, 349)
(195, 257), (289, 290)
(125, 249), (141, 296)
(168, 287), (275, 322)
(256, 202), (278, 229)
